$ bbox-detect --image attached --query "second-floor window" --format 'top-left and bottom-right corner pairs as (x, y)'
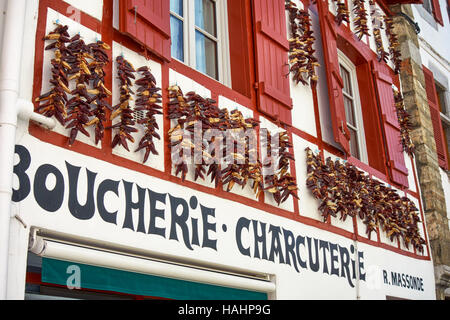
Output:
(421, 0), (444, 26)
(338, 52), (368, 163)
(436, 82), (450, 169)
(423, 65), (449, 170)
(170, 0), (230, 84)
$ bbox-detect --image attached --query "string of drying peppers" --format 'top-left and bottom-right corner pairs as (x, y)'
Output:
(168, 86), (260, 189)
(65, 35), (95, 145)
(262, 130), (299, 205)
(167, 85), (191, 182)
(134, 66), (162, 163)
(384, 16), (402, 74)
(35, 24), (73, 126)
(334, 0), (350, 26)
(305, 148), (425, 253)
(186, 91), (218, 183)
(221, 109), (262, 194)
(285, 0), (320, 86)
(110, 55), (138, 151)
(167, 86), (273, 201)
(85, 40), (112, 145)
(369, 0), (389, 63)
(36, 25), (113, 146)
(352, 0), (370, 40)
(393, 88), (415, 157)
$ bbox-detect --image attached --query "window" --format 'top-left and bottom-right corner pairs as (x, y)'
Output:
(423, 65), (449, 170)
(421, 0), (444, 25)
(317, 0), (410, 187)
(170, 0), (230, 84)
(338, 52), (368, 163)
(436, 82), (450, 169)
(436, 82), (449, 115)
(423, 0), (434, 14)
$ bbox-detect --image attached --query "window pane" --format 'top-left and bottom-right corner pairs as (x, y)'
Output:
(170, 0), (183, 16)
(195, 30), (218, 80)
(422, 0), (433, 14)
(344, 96), (356, 126)
(339, 65), (353, 96)
(170, 15), (184, 62)
(195, 0), (217, 36)
(349, 128), (361, 159)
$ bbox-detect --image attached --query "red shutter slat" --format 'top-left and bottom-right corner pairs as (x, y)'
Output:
(423, 66), (448, 170)
(371, 61), (409, 188)
(119, 0), (171, 61)
(252, 0), (292, 125)
(432, 0), (444, 26)
(316, 0), (350, 154)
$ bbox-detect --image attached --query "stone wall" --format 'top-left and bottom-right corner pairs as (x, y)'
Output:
(389, 4), (450, 300)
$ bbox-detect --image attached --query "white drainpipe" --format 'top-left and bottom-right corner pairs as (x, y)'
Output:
(17, 99), (56, 130)
(0, 0), (55, 299)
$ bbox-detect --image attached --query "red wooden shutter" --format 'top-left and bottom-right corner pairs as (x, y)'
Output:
(316, 0), (350, 154)
(371, 61), (409, 188)
(252, 0), (292, 125)
(431, 0), (444, 26)
(423, 66), (448, 170)
(228, 0), (251, 98)
(119, 0), (171, 61)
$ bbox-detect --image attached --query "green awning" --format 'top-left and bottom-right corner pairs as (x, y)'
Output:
(41, 258), (268, 300)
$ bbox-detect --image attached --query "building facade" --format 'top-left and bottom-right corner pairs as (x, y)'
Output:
(0, 0), (442, 299)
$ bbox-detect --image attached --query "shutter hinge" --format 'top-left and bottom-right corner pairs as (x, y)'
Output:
(253, 82), (259, 90)
(134, 5), (138, 23)
(339, 120), (350, 139)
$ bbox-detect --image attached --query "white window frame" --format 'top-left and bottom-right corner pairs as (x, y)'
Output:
(337, 50), (368, 164)
(170, 0), (231, 86)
